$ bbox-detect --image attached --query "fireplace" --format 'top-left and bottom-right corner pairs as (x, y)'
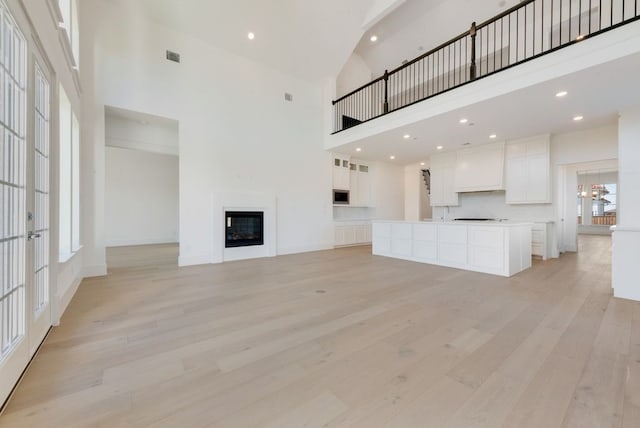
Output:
(225, 211), (264, 248)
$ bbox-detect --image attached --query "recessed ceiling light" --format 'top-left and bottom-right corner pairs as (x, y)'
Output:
(489, 134), (497, 139)
(403, 134), (411, 139)
(420, 162), (426, 166)
(356, 147), (362, 152)
(247, 32), (255, 40)
(390, 155), (396, 160)
(556, 91), (568, 97)
(459, 118), (468, 124)
(436, 145), (443, 150)
(370, 35), (378, 42)
(573, 115), (584, 121)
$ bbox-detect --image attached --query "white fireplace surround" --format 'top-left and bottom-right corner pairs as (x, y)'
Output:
(211, 192), (277, 263)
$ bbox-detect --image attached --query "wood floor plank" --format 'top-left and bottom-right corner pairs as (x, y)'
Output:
(1, 236), (636, 428)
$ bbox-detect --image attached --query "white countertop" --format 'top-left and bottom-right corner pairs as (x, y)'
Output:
(372, 219), (533, 227)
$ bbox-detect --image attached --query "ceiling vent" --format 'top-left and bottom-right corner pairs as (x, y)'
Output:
(284, 93), (293, 102)
(166, 50), (181, 63)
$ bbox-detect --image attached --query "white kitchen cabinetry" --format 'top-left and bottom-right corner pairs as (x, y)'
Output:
(430, 152), (459, 206)
(454, 141), (506, 192)
(372, 220), (532, 277)
(505, 135), (551, 204)
(334, 221), (372, 247)
(332, 153), (350, 191)
(349, 160), (373, 206)
(412, 223), (438, 263)
(437, 224), (468, 268)
(531, 221), (556, 260)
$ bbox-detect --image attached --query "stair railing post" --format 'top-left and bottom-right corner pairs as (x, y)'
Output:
(383, 69), (389, 113)
(470, 21), (477, 80)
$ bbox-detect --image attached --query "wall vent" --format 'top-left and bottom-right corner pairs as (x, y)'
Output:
(166, 50), (181, 63)
(284, 92), (293, 102)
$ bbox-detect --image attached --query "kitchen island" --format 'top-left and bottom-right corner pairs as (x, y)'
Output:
(372, 220), (533, 277)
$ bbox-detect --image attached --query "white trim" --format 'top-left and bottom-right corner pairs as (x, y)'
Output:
(278, 243), (335, 255)
(106, 238), (179, 247)
(178, 255), (211, 267)
(55, 275), (82, 325)
(82, 264), (107, 278)
(45, 0), (63, 27)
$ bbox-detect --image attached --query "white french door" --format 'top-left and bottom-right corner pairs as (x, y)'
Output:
(0, 0), (52, 406)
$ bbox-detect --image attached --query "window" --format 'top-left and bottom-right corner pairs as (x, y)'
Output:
(0, 0), (28, 358)
(57, 0), (79, 68)
(58, 85), (80, 260)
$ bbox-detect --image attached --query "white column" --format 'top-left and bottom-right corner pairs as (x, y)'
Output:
(612, 108), (640, 301)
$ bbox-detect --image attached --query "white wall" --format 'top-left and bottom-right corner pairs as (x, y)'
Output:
(336, 53), (373, 98)
(105, 114), (179, 156)
(105, 147), (179, 246)
(82, 0), (334, 267)
(374, 161), (405, 220)
(404, 163), (432, 221)
(612, 108), (640, 301)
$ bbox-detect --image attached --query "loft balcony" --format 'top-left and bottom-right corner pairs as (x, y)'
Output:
(331, 0), (640, 135)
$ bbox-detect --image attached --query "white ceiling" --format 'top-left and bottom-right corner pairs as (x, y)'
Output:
(105, 106), (178, 128)
(333, 51), (640, 165)
(354, 0), (521, 77)
(130, 0), (375, 82)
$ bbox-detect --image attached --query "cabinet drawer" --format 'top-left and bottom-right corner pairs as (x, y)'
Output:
(373, 222), (391, 239)
(438, 225), (467, 244)
(468, 227), (504, 249)
(532, 243), (544, 256)
(413, 224), (437, 242)
(531, 230), (545, 244)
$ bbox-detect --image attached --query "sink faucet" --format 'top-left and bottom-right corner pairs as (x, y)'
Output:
(442, 206), (450, 222)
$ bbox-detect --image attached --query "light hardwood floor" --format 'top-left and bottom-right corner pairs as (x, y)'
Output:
(1, 236), (638, 427)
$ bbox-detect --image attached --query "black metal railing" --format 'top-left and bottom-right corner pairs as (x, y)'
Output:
(332, 0), (639, 133)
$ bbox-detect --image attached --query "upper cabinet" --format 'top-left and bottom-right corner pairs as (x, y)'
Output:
(332, 153), (350, 190)
(352, 161), (373, 207)
(454, 141), (505, 192)
(332, 154), (373, 206)
(430, 151), (459, 206)
(505, 135), (551, 204)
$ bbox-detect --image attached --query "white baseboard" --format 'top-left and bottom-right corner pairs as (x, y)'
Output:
(106, 238), (178, 247)
(56, 275), (83, 325)
(277, 243), (335, 256)
(83, 264), (107, 278)
(178, 255), (211, 267)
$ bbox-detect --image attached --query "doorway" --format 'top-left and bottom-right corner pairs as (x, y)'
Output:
(1, 2), (53, 406)
(103, 107), (179, 269)
(576, 168), (617, 235)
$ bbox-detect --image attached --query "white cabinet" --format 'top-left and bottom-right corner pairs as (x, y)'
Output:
(454, 141), (505, 192)
(505, 136), (551, 204)
(349, 160), (373, 206)
(332, 154), (350, 191)
(430, 152), (459, 206)
(334, 221), (372, 247)
(437, 224), (467, 268)
(372, 221), (532, 277)
(413, 223), (438, 262)
(531, 221), (556, 260)
(468, 226), (506, 274)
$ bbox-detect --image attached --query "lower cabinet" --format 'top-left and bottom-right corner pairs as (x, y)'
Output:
(334, 221), (372, 247)
(372, 221), (532, 277)
(531, 221), (556, 260)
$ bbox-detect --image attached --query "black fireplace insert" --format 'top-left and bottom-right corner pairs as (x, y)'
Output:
(225, 211), (264, 248)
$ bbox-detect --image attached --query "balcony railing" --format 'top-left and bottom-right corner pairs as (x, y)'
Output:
(332, 0), (640, 133)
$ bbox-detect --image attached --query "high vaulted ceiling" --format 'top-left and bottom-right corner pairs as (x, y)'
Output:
(355, 0), (521, 77)
(128, 0), (375, 82)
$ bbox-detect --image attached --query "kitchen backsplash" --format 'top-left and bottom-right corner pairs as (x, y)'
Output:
(432, 191), (554, 222)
